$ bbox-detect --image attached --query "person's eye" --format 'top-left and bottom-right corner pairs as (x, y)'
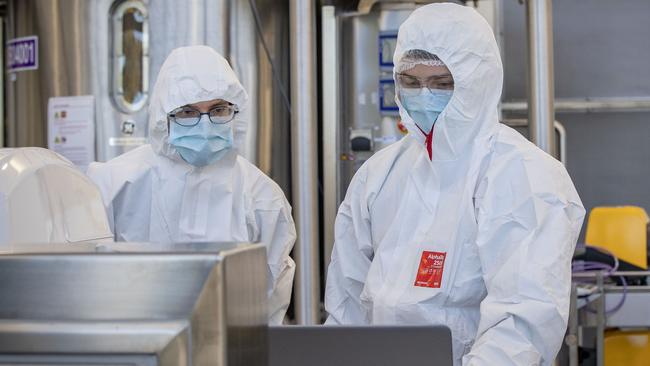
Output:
(400, 76), (420, 87)
(429, 79), (454, 89)
(176, 108), (199, 118)
(210, 106), (231, 117)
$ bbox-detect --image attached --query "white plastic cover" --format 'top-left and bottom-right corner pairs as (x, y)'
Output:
(0, 147), (113, 250)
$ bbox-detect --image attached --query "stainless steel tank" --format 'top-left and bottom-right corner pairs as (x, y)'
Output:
(5, 0), (229, 161)
(4, 0), (291, 190)
(321, 2), (416, 271)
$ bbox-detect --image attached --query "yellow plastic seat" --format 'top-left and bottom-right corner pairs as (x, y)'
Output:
(586, 207), (650, 365)
(605, 330), (650, 365)
(585, 206), (649, 269)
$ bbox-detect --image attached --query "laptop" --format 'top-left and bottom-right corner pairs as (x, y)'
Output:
(269, 325), (453, 366)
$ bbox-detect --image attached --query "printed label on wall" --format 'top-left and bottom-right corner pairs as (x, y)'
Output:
(108, 137), (147, 146)
(47, 96), (96, 170)
(7, 36), (38, 72)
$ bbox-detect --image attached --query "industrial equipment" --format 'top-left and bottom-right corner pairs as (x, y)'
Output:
(4, 0), (291, 179)
(0, 241), (268, 366)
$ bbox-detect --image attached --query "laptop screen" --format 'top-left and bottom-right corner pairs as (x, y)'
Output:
(269, 325), (453, 366)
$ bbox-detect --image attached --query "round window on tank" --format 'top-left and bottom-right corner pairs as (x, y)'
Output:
(110, 0), (149, 113)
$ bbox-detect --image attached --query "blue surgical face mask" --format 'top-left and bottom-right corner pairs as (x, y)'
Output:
(400, 88), (453, 134)
(169, 116), (233, 167)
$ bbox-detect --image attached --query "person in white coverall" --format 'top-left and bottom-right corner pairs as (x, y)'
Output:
(325, 3), (585, 365)
(88, 46), (296, 325)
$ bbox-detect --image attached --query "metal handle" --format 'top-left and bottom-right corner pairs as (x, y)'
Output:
(501, 118), (567, 165)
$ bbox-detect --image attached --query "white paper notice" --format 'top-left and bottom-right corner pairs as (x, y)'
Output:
(47, 96), (95, 170)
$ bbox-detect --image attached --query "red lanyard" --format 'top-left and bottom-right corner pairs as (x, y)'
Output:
(415, 124), (434, 160)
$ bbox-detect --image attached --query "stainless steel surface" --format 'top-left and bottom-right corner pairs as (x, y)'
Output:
(228, 0), (295, 192)
(525, 0), (556, 157)
(290, 0), (320, 324)
(6, 0), (90, 149)
(554, 120), (567, 165)
(356, 0), (443, 15)
(502, 96), (650, 113)
(567, 284), (579, 366)
(604, 292), (650, 327)
(604, 285), (650, 293)
(321, 5), (340, 277)
(573, 270), (650, 278)
(346, 10), (381, 160)
(0, 23), (4, 148)
(0, 242), (267, 366)
(229, 0), (258, 163)
(337, 4), (412, 205)
(248, 0), (291, 191)
(326, 4), (413, 272)
(596, 272), (604, 366)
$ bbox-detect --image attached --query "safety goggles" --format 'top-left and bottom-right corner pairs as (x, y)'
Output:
(395, 73), (455, 91)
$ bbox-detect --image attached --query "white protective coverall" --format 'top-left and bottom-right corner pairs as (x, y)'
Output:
(87, 46), (296, 324)
(324, 4), (585, 365)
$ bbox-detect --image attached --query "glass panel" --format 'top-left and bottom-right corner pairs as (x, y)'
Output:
(111, 0), (148, 113)
(122, 7), (144, 106)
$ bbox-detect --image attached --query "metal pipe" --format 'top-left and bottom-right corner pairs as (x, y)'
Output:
(568, 283), (579, 366)
(229, 0), (259, 164)
(573, 270), (650, 277)
(321, 5), (339, 278)
(0, 14), (4, 148)
(501, 118), (567, 165)
(596, 272), (604, 366)
(554, 120), (566, 165)
(604, 286), (650, 293)
(290, 0), (320, 325)
(526, 0), (556, 157)
(502, 96), (650, 113)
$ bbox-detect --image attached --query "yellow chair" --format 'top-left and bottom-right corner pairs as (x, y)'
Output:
(585, 206), (650, 365)
(585, 206), (649, 269)
(605, 330), (650, 365)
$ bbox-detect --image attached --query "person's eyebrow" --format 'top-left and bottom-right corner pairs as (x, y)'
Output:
(428, 74), (454, 79)
(208, 101), (230, 108)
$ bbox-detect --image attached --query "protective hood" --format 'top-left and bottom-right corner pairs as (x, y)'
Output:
(394, 3), (503, 161)
(148, 46), (249, 159)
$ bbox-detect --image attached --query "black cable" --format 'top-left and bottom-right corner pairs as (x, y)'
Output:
(247, 0), (293, 116)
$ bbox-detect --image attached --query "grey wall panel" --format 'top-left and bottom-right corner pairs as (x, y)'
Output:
(502, 0), (650, 239)
(561, 111), (650, 218)
(504, 0), (650, 100)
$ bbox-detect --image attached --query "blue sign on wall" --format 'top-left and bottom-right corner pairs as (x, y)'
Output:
(379, 79), (399, 113)
(378, 32), (398, 68)
(7, 36), (38, 72)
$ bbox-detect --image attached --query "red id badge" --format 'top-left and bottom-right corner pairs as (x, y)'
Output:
(414, 251), (447, 288)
